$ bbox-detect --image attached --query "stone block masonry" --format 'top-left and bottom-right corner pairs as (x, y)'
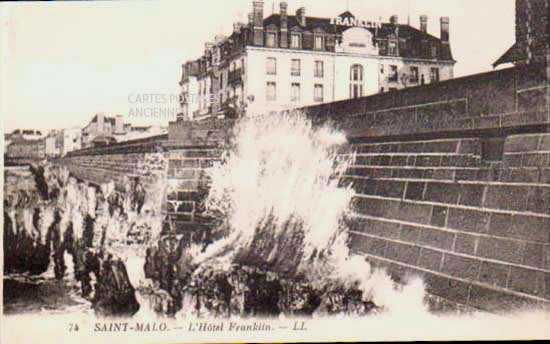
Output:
(61, 152), (167, 192)
(303, 62), (550, 313)
(344, 135), (550, 312)
(61, 135), (169, 191)
(164, 145), (224, 239)
(162, 119), (233, 241)
(60, 122), (233, 243)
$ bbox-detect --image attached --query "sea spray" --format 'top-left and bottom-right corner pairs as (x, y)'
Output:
(183, 112), (429, 316)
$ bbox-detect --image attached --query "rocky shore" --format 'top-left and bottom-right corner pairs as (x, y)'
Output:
(4, 164), (152, 317)
(4, 160), (392, 319)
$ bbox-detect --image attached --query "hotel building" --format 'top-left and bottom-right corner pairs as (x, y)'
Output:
(179, 1), (455, 121)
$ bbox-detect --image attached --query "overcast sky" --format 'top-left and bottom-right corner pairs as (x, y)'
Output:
(0, 0), (515, 133)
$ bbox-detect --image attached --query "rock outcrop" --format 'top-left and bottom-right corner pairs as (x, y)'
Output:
(3, 164), (154, 317)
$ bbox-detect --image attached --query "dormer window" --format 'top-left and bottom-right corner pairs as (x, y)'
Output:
(388, 40), (398, 56)
(291, 33), (301, 49)
(431, 46), (438, 58)
(314, 35), (324, 50)
(266, 32), (277, 48)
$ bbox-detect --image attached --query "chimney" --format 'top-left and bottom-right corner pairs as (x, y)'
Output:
(280, 2), (288, 48)
(440, 16), (449, 43)
(296, 7), (306, 27)
(233, 22), (243, 33)
(390, 15), (399, 25)
(420, 15), (428, 33)
(215, 35), (226, 45)
(115, 115), (124, 134)
(253, 1), (264, 46)
(248, 12), (254, 27)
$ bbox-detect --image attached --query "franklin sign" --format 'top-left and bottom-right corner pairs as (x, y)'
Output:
(330, 17), (383, 29)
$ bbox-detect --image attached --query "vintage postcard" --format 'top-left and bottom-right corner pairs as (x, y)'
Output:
(1, 0), (550, 342)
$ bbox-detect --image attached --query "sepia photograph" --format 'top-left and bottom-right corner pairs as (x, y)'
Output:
(1, 0), (549, 342)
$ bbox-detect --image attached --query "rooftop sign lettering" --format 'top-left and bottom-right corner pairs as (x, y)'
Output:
(330, 17), (383, 29)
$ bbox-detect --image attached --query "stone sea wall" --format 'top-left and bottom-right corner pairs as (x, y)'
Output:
(51, 62), (550, 314)
(341, 134), (550, 313)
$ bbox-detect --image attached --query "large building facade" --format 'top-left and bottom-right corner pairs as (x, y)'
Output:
(179, 1), (455, 120)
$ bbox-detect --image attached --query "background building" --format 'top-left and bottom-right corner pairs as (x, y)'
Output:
(5, 129), (44, 141)
(6, 137), (45, 162)
(80, 113), (167, 148)
(45, 130), (61, 158)
(58, 128), (82, 156)
(81, 113), (126, 148)
(117, 125), (168, 142)
(179, 0), (455, 120)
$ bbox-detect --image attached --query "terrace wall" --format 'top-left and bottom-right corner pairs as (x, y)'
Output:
(58, 62), (550, 313)
(299, 62), (550, 312)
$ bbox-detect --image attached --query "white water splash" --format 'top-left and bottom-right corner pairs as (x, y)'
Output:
(189, 112), (429, 314)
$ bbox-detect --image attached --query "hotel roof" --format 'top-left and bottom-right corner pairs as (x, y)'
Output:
(261, 12), (453, 61)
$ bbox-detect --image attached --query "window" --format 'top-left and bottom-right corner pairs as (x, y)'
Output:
(291, 82), (301, 102)
(430, 67), (440, 83)
(389, 65), (398, 82)
(379, 40), (388, 55)
(349, 64), (364, 99)
(410, 66), (419, 83)
(350, 84), (363, 98)
(314, 61), (324, 78)
(266, 82), (276, 101)
(314, 36), (324, 50)
(266, 57), (277, 75)
(291, 34), (301, 48)
(388, 40), (398, 56)
(380, 87), (385, 93)
(380, 65), (384, 74)
(314, 84), (324, 102)
(389, 87), (398, 92)
(350, 64), (363, 81)
(220, 73), (224, 89)
(266, 32), (277, 47)
(431, 46), (438, 58)
(241, 58), (245, 74)
(291, 59), (301, 76)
